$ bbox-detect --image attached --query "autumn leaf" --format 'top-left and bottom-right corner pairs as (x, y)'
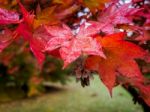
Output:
(16, 23), (32, 40)
(77, 21), (104, 38)
(34, 4), (79, 29)
(0, 29), (15, 52)
(30, 25), (69, 65)
(34, 6), (59, 29)
(16, 23), (45, 65)
(60, 36), (105, 68)
(85, 32), (147, 93)
(44, 22), (105, 68)
(78, 0), (110, 12)
(44, 24), (73, 51)
(97, 3), (138, 34)
(60, 23), (106, 68)
(17, 0), (34, 26)
(0, 7), (20, 24)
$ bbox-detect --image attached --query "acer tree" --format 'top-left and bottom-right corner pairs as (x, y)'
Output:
(0, 0), (150, 111)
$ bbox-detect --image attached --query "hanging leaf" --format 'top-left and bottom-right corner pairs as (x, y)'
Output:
(85, 33), (147, 93)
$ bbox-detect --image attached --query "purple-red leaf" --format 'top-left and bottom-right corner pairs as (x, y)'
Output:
(44, 23), (105, 68)
(0, 8), (20, 25)
(97, 3), (139, 34)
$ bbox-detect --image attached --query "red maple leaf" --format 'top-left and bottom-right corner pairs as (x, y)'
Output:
(85, 32), (148, 93)
(44, 24), (73, 51)
(97, 3), (139, 34)
(16, 1), (105, 68)
(44, 22), (105, 68)
(0, 8), (20, 25)
(16, 23), (45, 65)
(17, 0), (34, 26)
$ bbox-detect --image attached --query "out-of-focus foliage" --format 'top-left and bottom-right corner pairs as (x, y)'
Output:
(0, 0), (150, 109)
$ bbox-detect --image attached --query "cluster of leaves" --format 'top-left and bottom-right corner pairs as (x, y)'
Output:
(0, 0), (150, 106)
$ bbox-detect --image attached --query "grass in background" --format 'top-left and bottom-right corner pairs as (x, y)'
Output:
(0, 76), (143, 112)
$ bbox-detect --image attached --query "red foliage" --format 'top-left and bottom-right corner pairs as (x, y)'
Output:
(85, 33), (147, 93)
(0, 0), (150, 107)
(0, 8), (20, 25)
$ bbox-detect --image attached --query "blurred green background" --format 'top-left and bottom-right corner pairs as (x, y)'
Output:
(0, 76), (143, 112)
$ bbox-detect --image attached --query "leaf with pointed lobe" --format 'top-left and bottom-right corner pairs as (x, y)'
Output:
(16, 23), (33, 41)
(34, 4), (79, 29)
(16, 23), (45, 65)
(97, 3), (139, 34)
(17, 1), (34, 26)
(44, 24), (73, 52)
(44, 22), (105, 68)
(29, 37), (45, 65)
(85, 32), (147, 93)
(77, 21), (103, 38)
(60, 36), (105, 68)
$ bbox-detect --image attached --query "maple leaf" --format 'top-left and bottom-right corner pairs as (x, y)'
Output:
(0, 29), (15, 52)
(0, 7), (20, 24)
(97, 3), (138, 34)
(77, 21), (104, 38)
(85, 33), (147, 93)
(29, 38), (45, 66)
(60, 36), (105, 68)
(30, 25), (69, 65)
(17, 0), (34, 26)
(34, 4), (79, 29)
(16, 2), (46, 65)
(16, 23), (32, 40)
(43, 24), (73, 51)
(44, 22), (105, 68)
(78, 0), (110, 12)
(34, 6), (59, 29)
(16, 23), (45, 65)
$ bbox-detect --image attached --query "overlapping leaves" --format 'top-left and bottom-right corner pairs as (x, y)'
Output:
(0, 0), (150, 107)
